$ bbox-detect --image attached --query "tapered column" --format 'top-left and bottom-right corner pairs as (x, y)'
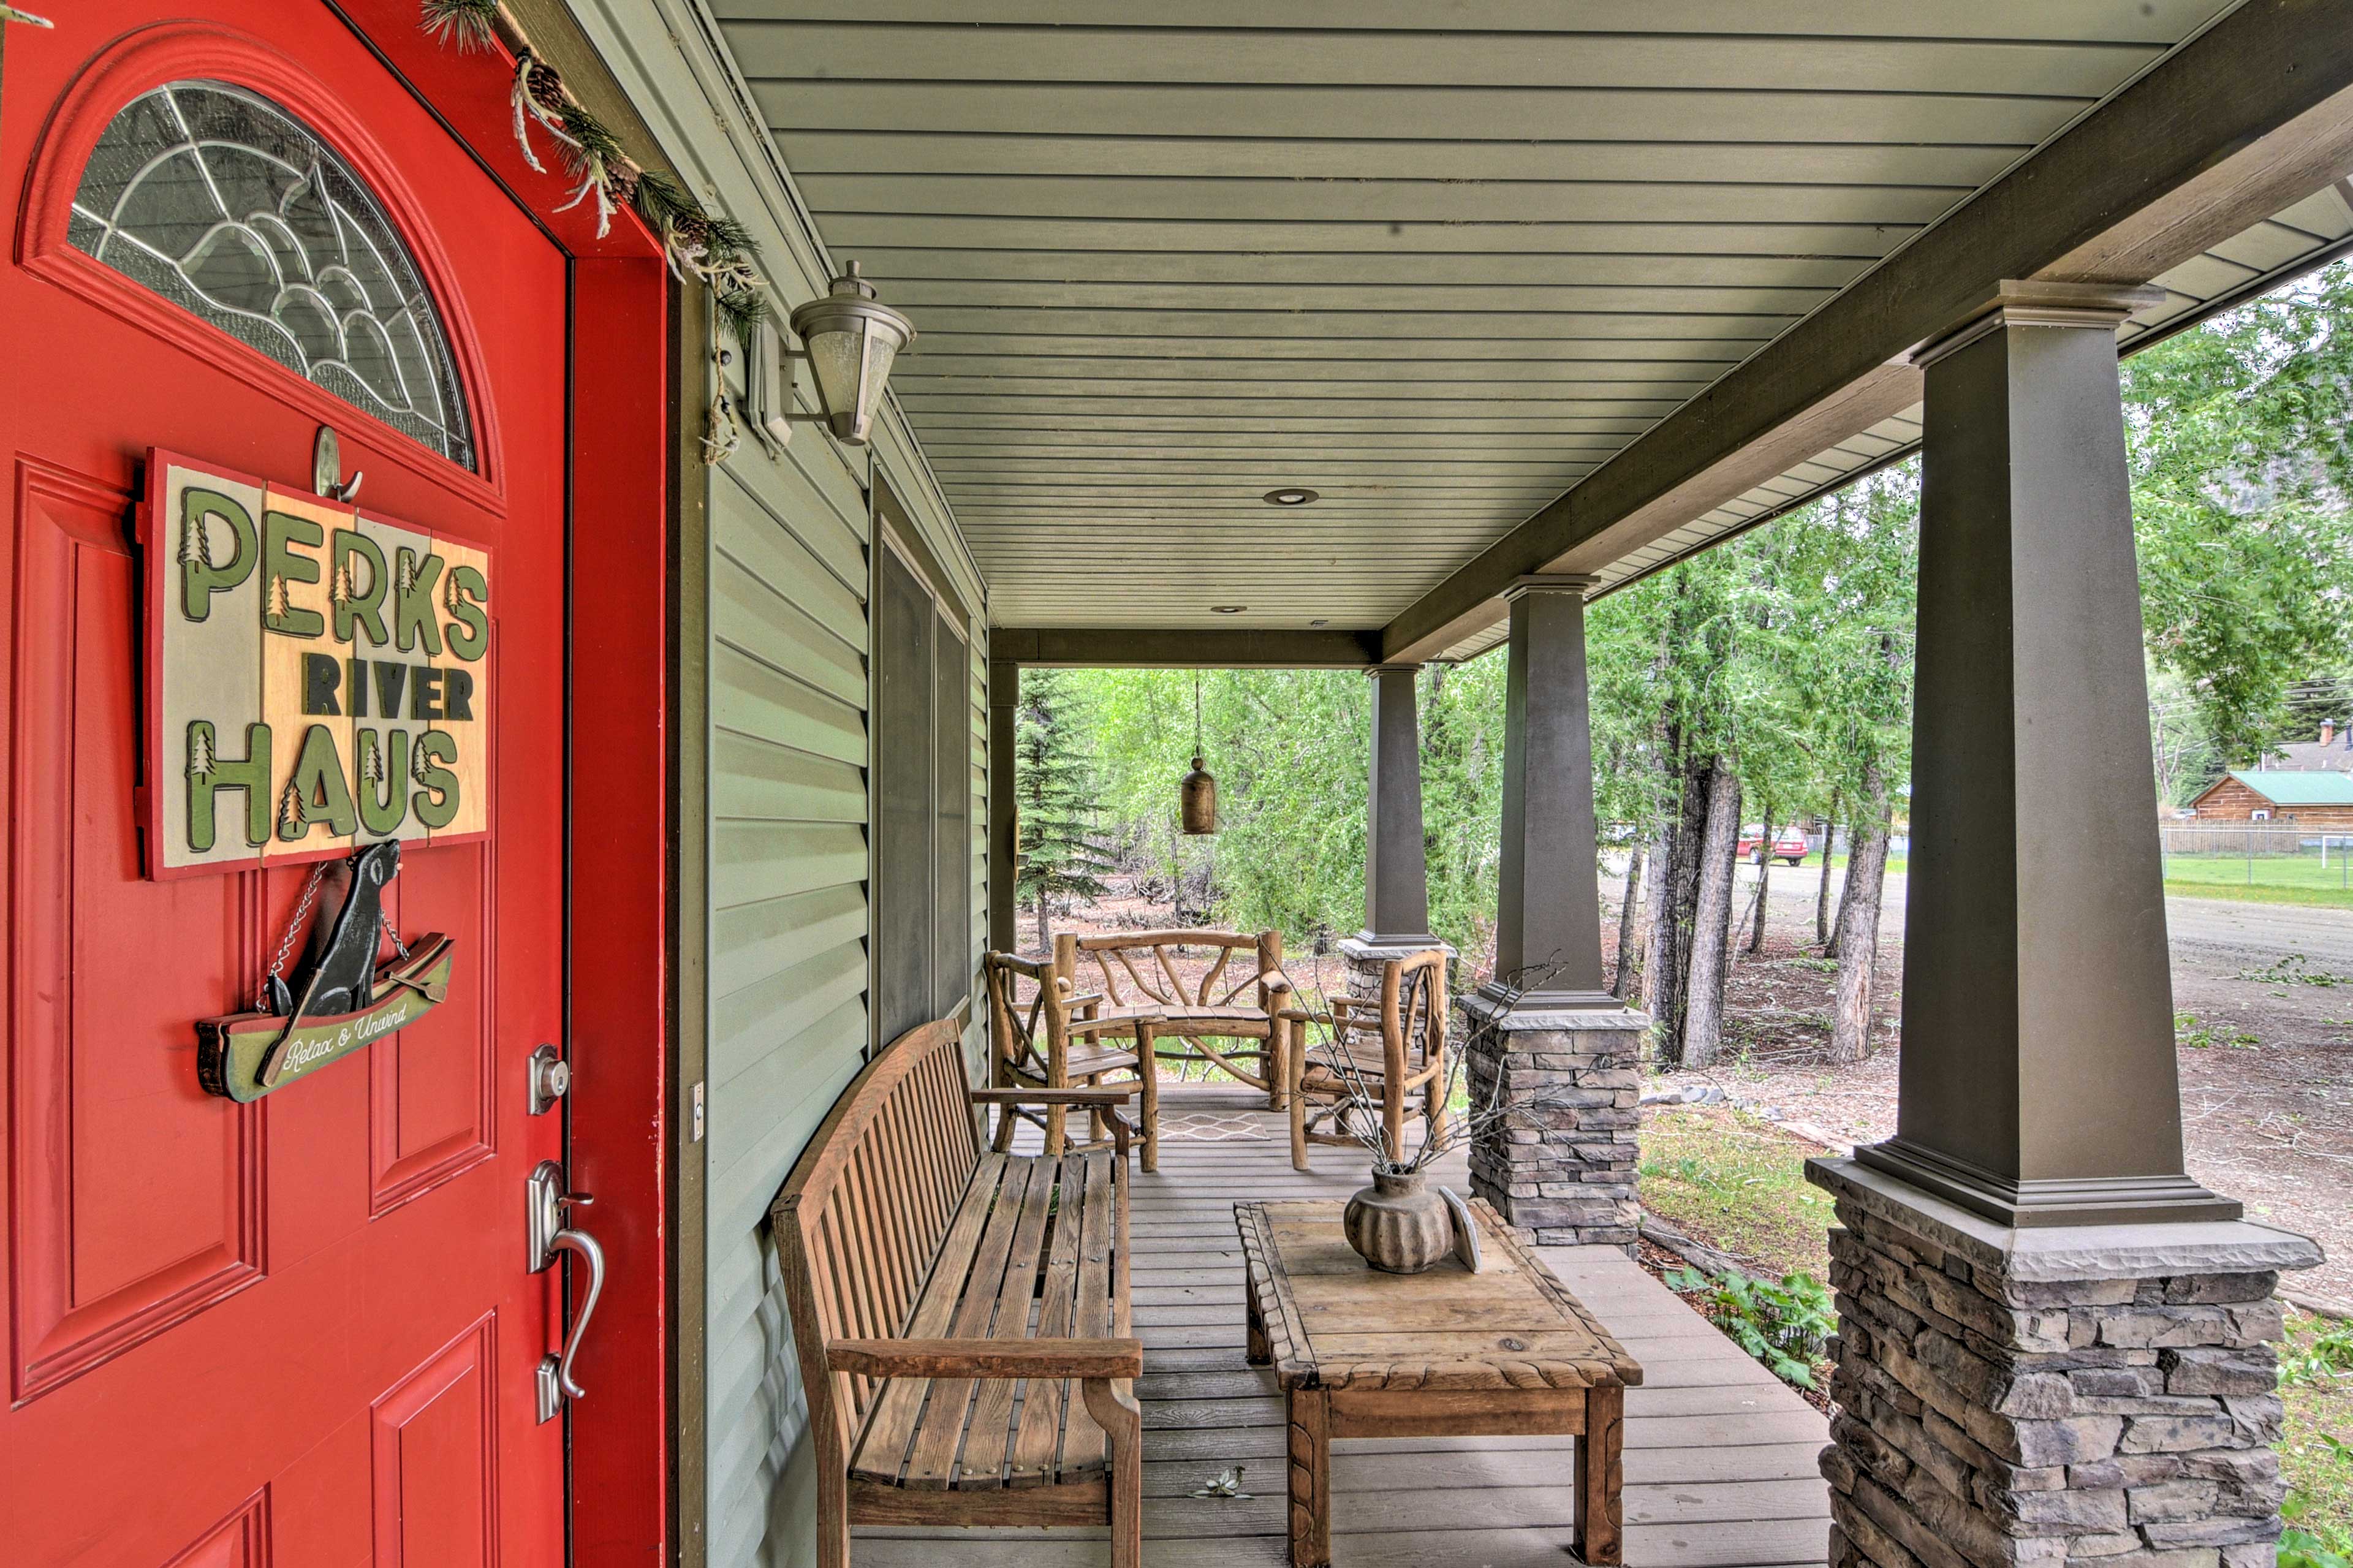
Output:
(1462, 575), (1644, 1249)
(1347, 665), (1437, 953)
(1482, 575), (1615, 1009)
(1855, 281), (2236, 1228)
(987, 658), (1018, 954)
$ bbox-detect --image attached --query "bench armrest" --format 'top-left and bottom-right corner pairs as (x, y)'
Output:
(970, 1086), (1135, 1106)
(828, 1336), (1143, 1381)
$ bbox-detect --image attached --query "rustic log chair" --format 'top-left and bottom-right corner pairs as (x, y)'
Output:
(1278, 947), (1450, 1171)
(983, 950), (1163, 1172)
(1052, 928), (1292, 1105)
(771, 1018), (1145, 1568)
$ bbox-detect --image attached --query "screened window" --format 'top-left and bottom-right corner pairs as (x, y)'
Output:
(68, 80), (476, 469)
(871, 480), (974, 1053)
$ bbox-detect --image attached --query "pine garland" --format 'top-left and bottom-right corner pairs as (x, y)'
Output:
(419, 0), (498, 50)
(422, 10), (773, 336)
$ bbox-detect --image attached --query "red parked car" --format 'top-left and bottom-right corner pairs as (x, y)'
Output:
(1738, 825), (1811, 865)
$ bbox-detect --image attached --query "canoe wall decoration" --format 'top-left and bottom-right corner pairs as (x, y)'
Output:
(196, 840), (455, 1103)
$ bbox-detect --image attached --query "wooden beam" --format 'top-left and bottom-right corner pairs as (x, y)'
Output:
(990, 627), (1379, 668)
(1381, 0), (2353, 664)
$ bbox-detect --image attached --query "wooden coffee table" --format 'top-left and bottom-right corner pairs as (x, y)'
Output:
(1235, 1198), (1643, 1567)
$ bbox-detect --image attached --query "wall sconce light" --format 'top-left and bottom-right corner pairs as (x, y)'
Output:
(757, 260), (916, 449)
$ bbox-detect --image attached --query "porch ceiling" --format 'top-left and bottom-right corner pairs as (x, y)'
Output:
(713, 1), (2335, 643)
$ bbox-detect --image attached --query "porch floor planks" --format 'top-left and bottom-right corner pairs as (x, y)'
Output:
(850, 1086), (1829, 1567)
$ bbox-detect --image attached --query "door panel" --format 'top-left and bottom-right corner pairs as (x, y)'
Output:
(1, 6), (569, 1563)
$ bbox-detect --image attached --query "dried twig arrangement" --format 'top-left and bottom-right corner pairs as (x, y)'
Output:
(1283, 956), (1586, 1175)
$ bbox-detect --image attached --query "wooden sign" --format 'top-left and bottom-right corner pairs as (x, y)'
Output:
(198, 934), (454, 1102)
(140, 450), (491, 879)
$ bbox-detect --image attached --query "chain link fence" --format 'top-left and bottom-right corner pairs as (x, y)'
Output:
(2159, 822), (2353, 895)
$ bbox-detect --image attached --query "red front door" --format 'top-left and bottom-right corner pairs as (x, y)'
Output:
(1, 7), (570, 1563)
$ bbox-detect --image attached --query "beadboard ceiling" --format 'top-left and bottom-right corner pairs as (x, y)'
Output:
(707, 1), (2349, 642)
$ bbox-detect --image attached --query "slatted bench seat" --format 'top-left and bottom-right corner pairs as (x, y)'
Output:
(773, 1017), (1144, 1567)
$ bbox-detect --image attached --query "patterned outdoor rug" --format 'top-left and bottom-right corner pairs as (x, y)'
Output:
(1158, 1110), (1270, 1143)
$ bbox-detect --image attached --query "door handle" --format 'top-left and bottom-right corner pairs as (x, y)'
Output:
(527, 1159), (606, 1423)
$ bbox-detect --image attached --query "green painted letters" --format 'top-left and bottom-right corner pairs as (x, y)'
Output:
(186, 720), (273, 850)
(262, 508), (325, 638)
(393, 547), (443, 656)
(443, 564), (489, 661)
(354, 728), (411, 836)
(178, 488), (258, 622)
(411, 730), (461, 829)
(282, 722), (358, 839)
(330, 529), (388, 643)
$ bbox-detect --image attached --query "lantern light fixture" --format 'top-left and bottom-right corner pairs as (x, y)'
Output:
(765, 260), (915, 449)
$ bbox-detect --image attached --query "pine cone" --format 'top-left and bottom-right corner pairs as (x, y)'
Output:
(670, 208), (714, 251)
(526, 59), (567, 115)
(605, 162), (640, 206)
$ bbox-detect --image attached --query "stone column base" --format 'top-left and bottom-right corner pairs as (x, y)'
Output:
(1335, 934), (1452, 1005)
(1458, 993), (1648, 1251)
(1806, 1157), (2322, 1568)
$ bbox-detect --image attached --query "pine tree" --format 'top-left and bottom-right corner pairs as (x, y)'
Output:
(362, 737), (385, 786)
(277, 777), (306, 838)
(1014, 668), (1112, 950)
(187, 725), (216, 781)
(265, 573), (291, 627)
(411, 740), (432, 784)
(179, 510), (213, 570)
(332, 562), (354, 609)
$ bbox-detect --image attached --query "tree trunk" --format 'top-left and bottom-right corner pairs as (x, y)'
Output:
(1613, 847), (1645, 999)
(1814, 800), (1840, 949)
(1745, 803), (1772, 956)
(1828, 771), (1892, 1065)
(1034, 892), (1050, 954)
(1680, 756), (1743, 1069)
(1647, 740), (1712, 1053)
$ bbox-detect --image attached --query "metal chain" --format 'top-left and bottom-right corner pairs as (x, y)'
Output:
(256, 855), (415, 1009)
(259, 862), (332, 1009)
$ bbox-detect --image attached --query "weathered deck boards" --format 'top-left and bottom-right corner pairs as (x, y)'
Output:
(851, 1086), (1830, 1567)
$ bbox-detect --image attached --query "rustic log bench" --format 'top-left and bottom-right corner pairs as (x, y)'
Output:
(771, 1017), (1145, 1568)
(1055, 927), (1290, 1102)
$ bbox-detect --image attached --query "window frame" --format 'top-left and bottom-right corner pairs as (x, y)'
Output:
(867, 471), (976, 1058)
(16, 26), (503, 512)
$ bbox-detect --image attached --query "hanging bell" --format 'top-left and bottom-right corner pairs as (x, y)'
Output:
(1180, 754), (1219, 836)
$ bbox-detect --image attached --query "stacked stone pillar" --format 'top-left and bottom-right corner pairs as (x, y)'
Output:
(1462, 576), (1647, 1249)
(1814, 1161), (2318, 1568)
(1809, 283), (2322, 1568)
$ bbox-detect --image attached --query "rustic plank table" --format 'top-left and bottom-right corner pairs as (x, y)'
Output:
(1235, 1197), (1644, 1568)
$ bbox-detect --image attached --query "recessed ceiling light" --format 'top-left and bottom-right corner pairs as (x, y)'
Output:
(1309, 618), (1328, 627)
(1262, 488), (1319, 507)
(1211, 605), (1246, 615)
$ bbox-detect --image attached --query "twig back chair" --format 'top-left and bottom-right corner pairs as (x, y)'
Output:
(1281, 947), (1449, 1170)
(1053, 928), (1290, 1105)
(984, 950), (1161, 1170)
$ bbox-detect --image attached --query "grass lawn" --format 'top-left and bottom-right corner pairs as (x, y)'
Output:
(2162, 852), (2353, 909)
(1637, 1105), (1836, 1281)
(1638, 1101), (2351, 1549)
(1799, 851), (1910, 877)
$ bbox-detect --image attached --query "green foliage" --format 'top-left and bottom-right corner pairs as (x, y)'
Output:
(2283, 1316), (2353, 1390)
(2125, 263), (2353, 764)
(1663, 1265), (1836, 1390)
(1014, 668), (1112, 934)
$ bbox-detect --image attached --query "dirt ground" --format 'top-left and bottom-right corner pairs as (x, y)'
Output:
(1631, 890), (2353, 1306)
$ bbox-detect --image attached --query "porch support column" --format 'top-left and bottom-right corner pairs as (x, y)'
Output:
(988, 658), (1019, 955)
(1338, 665), (1445, 1001)
(1461, 575), (1646, 1250)
(1812, 282), (2319, 1568)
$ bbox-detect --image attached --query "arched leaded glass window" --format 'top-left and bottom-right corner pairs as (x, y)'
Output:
(67, 80), (476, 471)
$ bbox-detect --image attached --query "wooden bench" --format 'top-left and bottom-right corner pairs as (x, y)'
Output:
(772, 1018), (1145, 1567)
(1054, 928), (1290, 1102)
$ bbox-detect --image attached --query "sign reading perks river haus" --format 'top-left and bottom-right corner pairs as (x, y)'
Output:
(142, 450), (491, 879)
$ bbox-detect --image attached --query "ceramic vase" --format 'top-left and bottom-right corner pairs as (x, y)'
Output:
(1342, 1167), (1453, 1274)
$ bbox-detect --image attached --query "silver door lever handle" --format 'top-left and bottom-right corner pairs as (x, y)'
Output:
(546, 1223), (605, 1400)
